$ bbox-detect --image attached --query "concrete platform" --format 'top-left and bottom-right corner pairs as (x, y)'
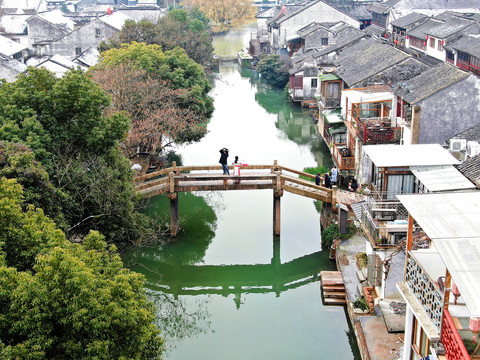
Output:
(337, 232), (404, 360)
(379, 299), (406, 333)
(358, 314), (404, 360)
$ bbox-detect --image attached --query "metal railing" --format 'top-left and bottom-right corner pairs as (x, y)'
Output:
(360, 199), (408, 248)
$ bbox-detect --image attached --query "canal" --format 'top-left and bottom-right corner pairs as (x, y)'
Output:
(123, 24), (361, 360)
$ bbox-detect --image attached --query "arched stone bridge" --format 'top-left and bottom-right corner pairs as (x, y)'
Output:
(135, 161), (364, 236)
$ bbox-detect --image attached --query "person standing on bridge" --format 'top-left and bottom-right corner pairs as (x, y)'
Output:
(330, 166), (338, 186)
(219, 148), (230, 175)
(324, 173), (331, 189)
(315, 173), (321, 186)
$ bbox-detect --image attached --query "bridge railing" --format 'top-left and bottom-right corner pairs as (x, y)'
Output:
(134, 162), (333, 202)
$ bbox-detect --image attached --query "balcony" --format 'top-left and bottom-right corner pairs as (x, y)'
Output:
(406, 252), (444, 331)
(318, 96), (341, 109)
(360, 199), (408, 249)
(357, 117), (401, 144)
(332, 142), (355, 170)
(441, 309), (475, 360)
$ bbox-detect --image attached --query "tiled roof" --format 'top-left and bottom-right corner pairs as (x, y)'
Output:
(311, 27), (364, 59)
(332, 3), (372, 20)
(394, 62), (468, 104)
(456, 154), (480, 186)
(408, 18), (444, 39)
(445, 35), (480, 59)
(449, 123), (480, 142)
(391, 12), (428, 29)
(334, 38), (410, 87)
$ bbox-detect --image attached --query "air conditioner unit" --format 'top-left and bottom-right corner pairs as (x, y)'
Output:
(466, 141), (480, 158)
(449, 138), (467, 152)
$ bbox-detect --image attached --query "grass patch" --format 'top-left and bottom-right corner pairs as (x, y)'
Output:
(301, 165), (327, 181)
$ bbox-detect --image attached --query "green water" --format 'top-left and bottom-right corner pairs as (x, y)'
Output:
(122, 25), (360, 360)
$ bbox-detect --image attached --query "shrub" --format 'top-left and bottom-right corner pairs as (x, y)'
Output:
(321, 220), (357, 249)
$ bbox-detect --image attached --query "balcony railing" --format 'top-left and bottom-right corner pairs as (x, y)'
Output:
(319, 96), (341, 109)
(360, 199), (408, 248)
(332, 142), (355, 170)
(441, 309), (471, 360)
(357, 117), (401, 144)
(406, 253), (444, 332)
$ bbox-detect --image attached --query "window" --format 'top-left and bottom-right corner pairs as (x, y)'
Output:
(75, 47), (82, 55)
(311, 78), (317, 88)
(429, 37), (435, 48)
(95, 28), (101, 36)
(13, 52), (22, 59)
(446, 50), (454, 63)
(321, 37), (328, 46)
(437, 39), (443, 51)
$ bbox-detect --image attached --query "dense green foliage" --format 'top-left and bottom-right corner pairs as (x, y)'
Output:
(99, 9), (214, 68)
(0, 68), (161, 245)
(95, 42), (213, 118)
(321, 221), (357, 249)
(257, 55), (290, 88)
(0, 178), (163, 359)
(301, 165), (327, 182)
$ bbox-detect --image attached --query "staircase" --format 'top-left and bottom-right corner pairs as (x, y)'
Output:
(320, 271), (347, 305)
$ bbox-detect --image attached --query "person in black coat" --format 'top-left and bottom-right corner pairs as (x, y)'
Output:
(324, 173), (331, 189)
(315, 173), (321, 186)
(219, 148), (229, 175)
(349, 178), (359, 192)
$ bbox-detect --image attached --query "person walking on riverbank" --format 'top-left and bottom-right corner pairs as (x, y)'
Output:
(219, 148), (229, 175)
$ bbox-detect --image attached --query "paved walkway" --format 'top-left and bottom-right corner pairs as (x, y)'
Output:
(337, 233), (404, 360)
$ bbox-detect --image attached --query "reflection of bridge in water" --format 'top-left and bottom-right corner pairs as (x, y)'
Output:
(142, 242), (328, 303)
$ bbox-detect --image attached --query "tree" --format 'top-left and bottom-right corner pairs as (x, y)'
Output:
(182, 0), (256, 33)
(92, 65), (206, 158)
(0, 68), (163, 246)
(0, 67), (129, 160)
(99, 9), (214, 68)
(94, 43), (212, 117)
(257, 54), (290, 88)
(91, 42), (213, 157)
(0, 179), (163, 359)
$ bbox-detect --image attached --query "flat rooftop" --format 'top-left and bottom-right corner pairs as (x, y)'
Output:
(363, 144), (460, 168)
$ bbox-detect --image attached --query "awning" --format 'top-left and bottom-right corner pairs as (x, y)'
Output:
(318, 73), (340, 81)
(411, 165), (475, 192)
(322, 109), (344, 124)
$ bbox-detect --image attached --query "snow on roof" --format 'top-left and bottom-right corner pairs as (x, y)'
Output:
(363, 144), (459, 167)
(98, 11), (131, 31)
(0, 15), (29, 34)
(0, 35), (27, 56)
(410, 165), (475, 192)
(73, 47), (100, 67)
(1, 0), (44, 13)
(36, 54), (86, 77)
(37, 10), (75, 31)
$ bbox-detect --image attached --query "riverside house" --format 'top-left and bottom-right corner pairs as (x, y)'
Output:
(396, 191), (480, 360)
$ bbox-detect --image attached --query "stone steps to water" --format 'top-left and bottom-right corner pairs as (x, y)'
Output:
(320, 271), (346, 306)
(323, 285), (345, 292)
(323, 291), (346, 299)
(324, 297), (347, 305)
